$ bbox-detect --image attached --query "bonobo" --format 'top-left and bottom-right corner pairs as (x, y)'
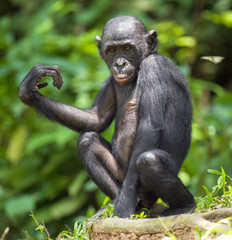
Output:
(18, 16), (196, 218)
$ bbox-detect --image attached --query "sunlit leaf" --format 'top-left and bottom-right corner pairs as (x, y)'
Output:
(176, 36), (196, 47)
(200, 56), (225, 64)
(6, 126), (27, 164)
(207, 169), (222, 175)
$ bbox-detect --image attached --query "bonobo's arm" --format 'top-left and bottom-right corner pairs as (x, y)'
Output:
(18, 65), (116, 133)
(114, 119), (161, 217)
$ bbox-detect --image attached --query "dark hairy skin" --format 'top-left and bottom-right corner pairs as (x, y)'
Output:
(19, 16), (196, 218)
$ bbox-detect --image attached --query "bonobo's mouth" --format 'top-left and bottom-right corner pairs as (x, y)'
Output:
(115, 73), (134, 84)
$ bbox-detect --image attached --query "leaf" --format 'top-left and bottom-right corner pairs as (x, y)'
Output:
(35, 225), (44, 232)
(26, 127), (76, 154)
(217, 176), (223, 188)
(102, 196), (111, 207)
(207, 169), (222, 175)
(6, 126), (27, 164)
(84, 180), (98, 192)
(68, 171), (88, 197)
(221, 167), (226, 194)
(202, 186), (213, 201)
(200, 56), (225, 64)
(194, 227), (202, 238)
(4, 194), (38, 219)
(34, 195), (87, 223)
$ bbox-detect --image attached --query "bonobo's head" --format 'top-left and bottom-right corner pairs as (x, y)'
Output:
(95, 16), (158, 86)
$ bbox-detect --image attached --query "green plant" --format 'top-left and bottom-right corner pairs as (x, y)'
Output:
(29, 211), (52, 240)
(100, 204), (115, 218)
(196, 168), (232, 212)
(57, 220), (90, 240)
(195, 217), (232, 240)
(99, 196), (116, 218)
(29, 211), (91, 240)
(158, 217), (178, 240)
(129, 210), (148, 220)
(27, 196), (117, 240)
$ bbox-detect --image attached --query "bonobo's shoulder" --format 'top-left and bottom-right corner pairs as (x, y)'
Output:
(148, 52), (175, 65)
(144, 52), (189, 88)
(141, 53), (172, 69)
(149, 53), (186, 77)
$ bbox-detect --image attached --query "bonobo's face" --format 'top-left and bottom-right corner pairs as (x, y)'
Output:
(95, 16), (152, 86)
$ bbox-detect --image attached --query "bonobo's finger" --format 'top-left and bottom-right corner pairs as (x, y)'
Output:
(31, 65), (63, 90)
(37, 82), (48, 89)
(52, 74), (63, 90)
(46, 65), (63, 90)
(39, 68), (63, 90)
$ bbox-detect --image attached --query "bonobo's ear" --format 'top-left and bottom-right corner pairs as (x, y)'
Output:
(95, 36), (104, 59)
(146, 30), (158, 54)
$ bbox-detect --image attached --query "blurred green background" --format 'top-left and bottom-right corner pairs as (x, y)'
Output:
(0, 0), (232, 239)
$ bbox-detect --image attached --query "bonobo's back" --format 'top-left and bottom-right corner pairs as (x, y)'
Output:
(136, 52), (192, 172)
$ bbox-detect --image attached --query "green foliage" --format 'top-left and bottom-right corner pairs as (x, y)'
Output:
(195, 217), (232, 239)
(184, 80), (232, 194)
(58, 220), (90, 240)
(129, 211), (148, 220)
(100, 196), (116, 219)
(196, 168), (232, 212)
(27, 196), (115, 240)
(28, 211), (91, 240)
(15, 169), (232, 239)
(29, 211), (52, 240)
(0, 0), (232, 239)
(158, 217), (178, 240)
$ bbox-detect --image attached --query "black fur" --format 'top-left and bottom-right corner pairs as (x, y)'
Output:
(18, 16), (196, 218)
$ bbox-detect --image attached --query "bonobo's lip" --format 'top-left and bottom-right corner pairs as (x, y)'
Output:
(115, 73), (133, 83)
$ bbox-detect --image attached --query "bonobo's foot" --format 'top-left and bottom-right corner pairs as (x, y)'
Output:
(149, 203), (169, 217)
(136, 199), (169, 218)
(160, 204), (196, 217)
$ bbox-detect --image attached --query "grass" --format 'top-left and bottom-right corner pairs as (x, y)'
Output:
(193, 168), (232, 240)
(194, 217), (232, 240)
(195, 168), (232, 212)
(22, 168), (232, 240)
(25, 196), (116, 240)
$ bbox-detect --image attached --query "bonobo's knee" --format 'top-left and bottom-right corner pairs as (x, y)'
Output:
(78, 131), (98, 150)
(136, 151), (162, 173)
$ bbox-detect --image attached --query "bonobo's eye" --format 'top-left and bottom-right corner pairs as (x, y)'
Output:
(124, 45), (131, 51)
(107, 47), (116, 54)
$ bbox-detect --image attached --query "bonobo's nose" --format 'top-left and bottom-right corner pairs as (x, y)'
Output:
(115, 58), (128, 73)
(116, 58), (127, 67)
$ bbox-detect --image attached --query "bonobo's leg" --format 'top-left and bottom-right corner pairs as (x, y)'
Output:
(136, 149), (196, 216)
(78, 132), (125, 200)
(138, 179), (158, 209)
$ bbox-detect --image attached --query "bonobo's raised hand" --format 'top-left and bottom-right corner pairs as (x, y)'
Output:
(18, 65), (63, 104)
